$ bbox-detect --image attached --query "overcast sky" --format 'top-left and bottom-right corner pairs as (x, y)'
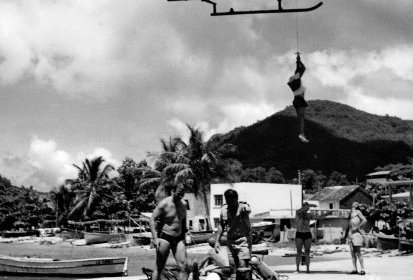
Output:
(0, 0), (412, 191)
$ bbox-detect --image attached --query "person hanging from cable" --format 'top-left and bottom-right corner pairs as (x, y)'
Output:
(287, 53), (309, 143)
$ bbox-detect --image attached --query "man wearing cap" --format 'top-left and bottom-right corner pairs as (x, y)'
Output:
(295, 202), (331, 273)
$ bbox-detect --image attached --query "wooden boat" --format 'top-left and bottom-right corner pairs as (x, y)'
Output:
(399, 237), (413, 251)
(59, 228), (84, 240)
(1, 230), (40, 238)
(0, 255), (128, 276)
(187, 230), (215, 245)
(251, 221), (276, 231)
(376, 234), (399, 250)
(84, 231), (126, 245)
(125, 232), (152, 245)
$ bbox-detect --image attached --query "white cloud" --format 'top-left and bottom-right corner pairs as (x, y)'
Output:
(346, 90), (413, 119)
(28, 137), (77, 186)
(0, 137), (120, 191)
(75, 147), (121, 173)
(309, 45), (413, 88)
(167, 118), (190, 141)
(0, 0), (211, 100)
(168, 101), (275, 141)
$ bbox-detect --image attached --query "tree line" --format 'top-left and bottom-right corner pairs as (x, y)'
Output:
(1, 124), (412, 230)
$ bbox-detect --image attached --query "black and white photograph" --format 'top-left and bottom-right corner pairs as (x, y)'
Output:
(0, 1), (412, 279)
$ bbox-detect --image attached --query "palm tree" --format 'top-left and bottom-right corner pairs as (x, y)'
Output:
(179, 124), (238, 225)
(66, 156), (118, 220)
(141, 128), (238, 228)
(50, 184), (75, 226)
(140, 137), (191, 200)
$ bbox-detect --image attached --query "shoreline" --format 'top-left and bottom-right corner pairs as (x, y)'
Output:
(1, 237), (409, 279)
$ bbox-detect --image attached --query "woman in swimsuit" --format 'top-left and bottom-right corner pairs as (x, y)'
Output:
(287, 54), (309, 143)
(295, 202), (331, 273)
(342, 202), (367, 275)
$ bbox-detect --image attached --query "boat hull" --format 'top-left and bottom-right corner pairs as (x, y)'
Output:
(0, 256), (128, 276)
(125, 232), (152, 245)
(1, 230), (40, 238)
(187, 231), (214, 245)
(84, 232), (126, 245)
(377, 236), (399, 250)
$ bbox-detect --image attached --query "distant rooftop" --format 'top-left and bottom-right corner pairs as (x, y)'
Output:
(310, 185), (360, 202)
(366, 170), (391, 177)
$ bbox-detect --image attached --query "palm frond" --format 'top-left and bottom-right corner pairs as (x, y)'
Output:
(175, 168), (194, 184)
(163, 163), (190, 176)
(139, 177), (161, 189)
(68, 199), (87, 218)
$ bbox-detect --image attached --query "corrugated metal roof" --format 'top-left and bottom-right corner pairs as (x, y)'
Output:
(310, 185), (359, 202)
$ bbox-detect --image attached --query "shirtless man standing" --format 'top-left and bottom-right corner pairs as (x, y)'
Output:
(150, 184), (188, 280)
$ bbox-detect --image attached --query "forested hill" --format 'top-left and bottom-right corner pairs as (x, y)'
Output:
(219, 100), (413, 180)
(0, 175), (53, 230)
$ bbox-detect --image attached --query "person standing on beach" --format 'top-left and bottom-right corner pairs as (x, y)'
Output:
(215, 189), (252, 274)
(149, 184), (188, 280)
(295, 202), (331, 273)
(342, 202), (367, 276)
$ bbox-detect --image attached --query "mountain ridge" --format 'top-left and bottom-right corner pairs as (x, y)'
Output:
(219, 100), (413, 180)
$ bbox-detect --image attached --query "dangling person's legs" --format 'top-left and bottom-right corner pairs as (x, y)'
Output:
(295, 107), (309, 143)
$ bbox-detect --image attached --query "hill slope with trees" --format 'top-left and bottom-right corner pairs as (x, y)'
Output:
(219, 100), (413, 180)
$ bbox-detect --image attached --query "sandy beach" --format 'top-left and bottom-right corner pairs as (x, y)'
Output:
(2, 236), (411, 280)
(0, 236), (347, 279)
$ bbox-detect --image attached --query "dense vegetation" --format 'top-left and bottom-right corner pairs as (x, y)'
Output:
(0, 176), (54, 230)
(1, 100), (413, 230)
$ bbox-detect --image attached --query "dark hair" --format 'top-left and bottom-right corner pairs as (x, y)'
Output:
(224, 189), (238, 201)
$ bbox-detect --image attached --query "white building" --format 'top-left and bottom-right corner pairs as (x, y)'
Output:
(183, 193), (210, 231)
(209, 183), (302, 229)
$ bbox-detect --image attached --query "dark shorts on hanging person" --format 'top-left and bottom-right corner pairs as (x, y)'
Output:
(293, 95), (308, 109)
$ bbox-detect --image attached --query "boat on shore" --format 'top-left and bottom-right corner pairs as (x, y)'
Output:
(376, 234), (399, 250)
(59, 228), (84, 240)
(125, 232), (152, 245)
(0, 255), (128, 276)
(84, 231), (126, 245)
(187, 230), (215, 245)
(1, 230), (40, 238)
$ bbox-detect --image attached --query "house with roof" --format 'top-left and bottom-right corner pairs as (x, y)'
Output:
(366, 170), (390, 185)
(310, 185), (373, 210)
(307, 186), (373, 242)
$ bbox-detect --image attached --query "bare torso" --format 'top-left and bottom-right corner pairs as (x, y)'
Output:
(159, 196), (187, 237)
